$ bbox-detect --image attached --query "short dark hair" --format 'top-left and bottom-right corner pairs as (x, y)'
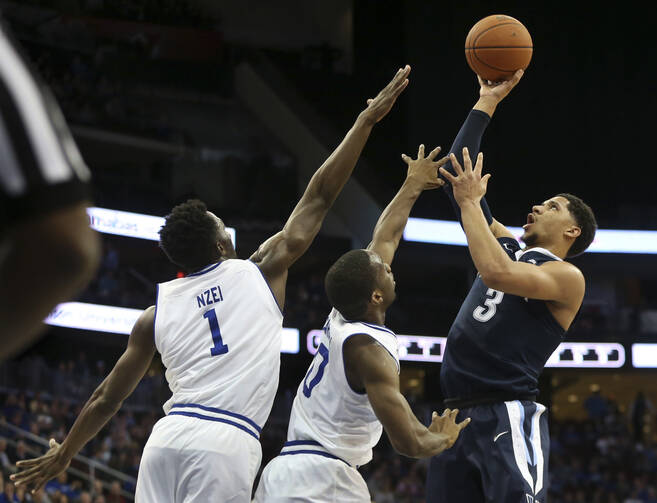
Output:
(557, 193), (597, 257)
(325, 249), (379, 320)
(159, 199), (220, 272)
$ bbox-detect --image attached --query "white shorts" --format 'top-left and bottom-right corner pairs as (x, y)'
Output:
(135, 414), (262, 503)
(254, 447), (370, 503)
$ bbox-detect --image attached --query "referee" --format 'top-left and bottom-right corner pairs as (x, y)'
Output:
(0, 22), (100, 359)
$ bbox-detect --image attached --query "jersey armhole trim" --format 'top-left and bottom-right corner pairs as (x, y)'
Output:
(153, 284), (160, 349)
(250, 260), (284, 317)
(342, 333), (400, 396)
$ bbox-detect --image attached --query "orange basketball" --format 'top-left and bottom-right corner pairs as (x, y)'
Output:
(465, 14), (533, 82)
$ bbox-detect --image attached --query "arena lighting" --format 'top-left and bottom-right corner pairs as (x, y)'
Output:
(306, 331), (626, 368)
(631, 344), (657, 368)
(87, 207), (236, 246)
(403, 218), (657, 254)
(45, 302), (299, 354)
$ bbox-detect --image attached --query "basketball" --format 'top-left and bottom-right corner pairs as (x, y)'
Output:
(465, 14), (533, 82)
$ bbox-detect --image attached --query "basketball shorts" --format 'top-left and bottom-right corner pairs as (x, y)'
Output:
(135, 413), (262, 503)
(254, 442), (370, 502)
(426, 400), (549, 503)
(0, 22), (90, 232)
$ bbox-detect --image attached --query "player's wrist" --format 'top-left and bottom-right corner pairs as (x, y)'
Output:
(356, 110), (378, 128)
(473, 96), (499, 116)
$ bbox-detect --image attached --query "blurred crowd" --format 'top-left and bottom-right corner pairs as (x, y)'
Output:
(3, 353), (657, 501)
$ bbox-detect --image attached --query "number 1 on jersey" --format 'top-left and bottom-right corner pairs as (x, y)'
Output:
(203, 308), (229, 356)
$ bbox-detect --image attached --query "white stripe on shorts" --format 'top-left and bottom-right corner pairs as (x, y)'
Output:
(0, 28), (76, 186)
(530, 403), (546, 494)
(505, 400), (535, 494)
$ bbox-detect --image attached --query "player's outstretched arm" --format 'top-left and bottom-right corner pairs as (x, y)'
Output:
(367, 145), (447, 265)
(440, 148), (585, 304)
(440, 70), (523, 239)
(251, 66), (412, 309)
(11, 307), (156, 493)
(343, 334), (470, 458)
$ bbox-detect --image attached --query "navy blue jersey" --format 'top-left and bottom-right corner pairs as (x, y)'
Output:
(440, 238), (566, 399)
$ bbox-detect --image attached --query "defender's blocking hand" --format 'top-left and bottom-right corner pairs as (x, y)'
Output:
(362, 65), (411, 125)
(401, 145), (448, 191)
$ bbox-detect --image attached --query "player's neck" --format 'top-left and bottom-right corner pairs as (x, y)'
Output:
(361, 309), (386, 327)
(525, 240), (569, 260)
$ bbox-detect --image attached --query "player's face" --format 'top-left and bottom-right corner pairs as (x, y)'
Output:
(521, 196), (577, 247)
(208, 212), (237, 259)
(367, 250), (396, 307)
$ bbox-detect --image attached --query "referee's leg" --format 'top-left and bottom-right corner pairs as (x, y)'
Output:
(0, 23), (100, 358)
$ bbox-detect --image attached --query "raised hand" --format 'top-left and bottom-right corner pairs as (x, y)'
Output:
(11, 438), (71, 494)
(439, 147), (491, 206)
(401, 145), (448, 190)
(478, 68), (524, 104)
(428, 408), (471, 450)
(362, 65), (411, 125)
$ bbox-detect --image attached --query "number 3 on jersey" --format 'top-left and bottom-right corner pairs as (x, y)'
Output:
(303, 343), (329, 397)
(203, 308), (229, 356)
(473, 288), (504, 322)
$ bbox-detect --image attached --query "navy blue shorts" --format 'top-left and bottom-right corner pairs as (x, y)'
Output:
(426, 400), (550, 503)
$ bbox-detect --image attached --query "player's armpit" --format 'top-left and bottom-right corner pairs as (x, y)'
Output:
(483, 260), (585, 305)
(343, 334), (428, 458)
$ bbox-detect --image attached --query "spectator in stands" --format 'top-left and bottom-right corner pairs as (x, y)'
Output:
(0, 439), (12, 474)
(0, 479), (16, 503)
(106, 481), (124, 503)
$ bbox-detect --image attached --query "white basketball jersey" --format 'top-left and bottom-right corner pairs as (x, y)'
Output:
(287, 308), (400, 467)
(154, 259), (283, 433)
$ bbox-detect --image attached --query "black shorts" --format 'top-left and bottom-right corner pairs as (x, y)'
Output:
(0, 23), (90, 232)
(426, 400), (550, 503)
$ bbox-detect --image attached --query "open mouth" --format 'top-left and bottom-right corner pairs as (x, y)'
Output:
(523, 213), (535, 230)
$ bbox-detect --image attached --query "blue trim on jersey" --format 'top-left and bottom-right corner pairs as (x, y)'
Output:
(342, 317), (396, 337)
(250, 260), (284, 316)
(279, 450), (348, 465)
(284, 440), (322, 447)
(167, 411), (259, 440)
(153, 284), (159, 345)
(187, 262), (222, 277)
(170, 403), (262, 432)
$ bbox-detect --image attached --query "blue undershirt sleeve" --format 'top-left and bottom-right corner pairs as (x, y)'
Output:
(441, 109), (494, 226)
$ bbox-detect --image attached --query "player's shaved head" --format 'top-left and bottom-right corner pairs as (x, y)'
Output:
(557, 193), (597, 257)
(159, 199), (222, 273)
(325, 249), (379, 320)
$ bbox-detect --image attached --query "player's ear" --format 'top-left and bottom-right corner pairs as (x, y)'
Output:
(217, 241), (225, 257)
(371, 289), (384, 306)
(564, 225), (581, 240)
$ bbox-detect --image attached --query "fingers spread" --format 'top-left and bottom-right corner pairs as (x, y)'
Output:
(439, 167), (456, 183)
(474, 151), (484, 177)
(461, 147), (473, 170)
(427, 146), (442, 161)
(458, 417), (472, 430)
(448, 154), (464, 174)
(401, 153), (411, 165)
(417, 144), (425, 159)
